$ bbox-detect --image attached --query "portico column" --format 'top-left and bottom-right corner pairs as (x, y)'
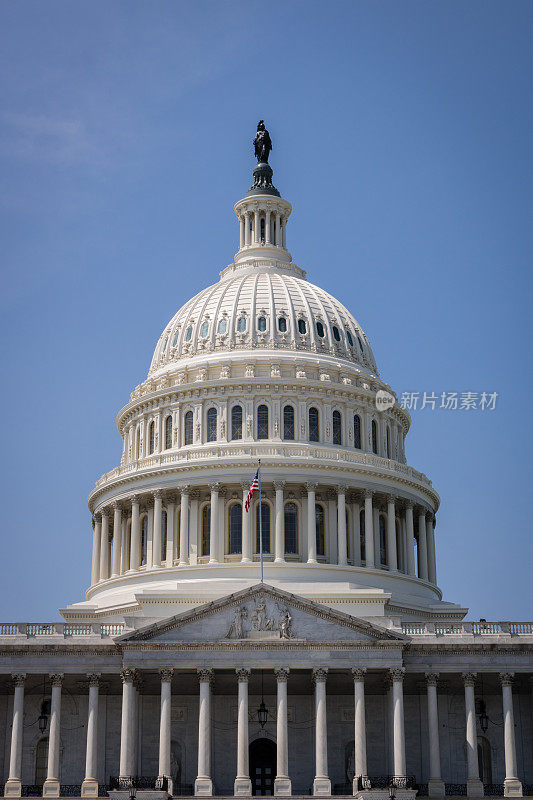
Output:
(234, 669), (252, 796)
(389, 668), (406, 785)
(405, 503), (416, 576)
(130, 496), (141, 570)
(500, 673), (522, 797)
(158, 669), (174, 792)
(306, 483), (318, 563)
(274, 481), (285, 563)
(425, 673), (445, 798)
(352, 668), (367, 790)
(91, 515), (101, 585)
(312, 668), (331, 796)
(265, 210), (272, 244)
(387, 495), (398, 571)
(43, 674), (63, 798)
(195, 669), (214, 796)
(463, 673), (484, 797)
(417, 509), (429, 580)
(152, 490), (163, 568)
(337, 485), (347, 566)
(179, 486), (190, 565)
(427, 515), (437, 585)
(99, 510), (109, 581)
(364, 491), (375, 568)
(119, 669), (136, 783)
(112, 504), (122, 577)
(274, 668), (291, 796)
(81, 675), (100, 798)
(209, 483), (219, 564)
(241, 482), (251, 563)
(4, 674), (25, 798)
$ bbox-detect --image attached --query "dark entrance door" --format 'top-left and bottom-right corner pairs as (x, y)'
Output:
(249, 738), (276, 796)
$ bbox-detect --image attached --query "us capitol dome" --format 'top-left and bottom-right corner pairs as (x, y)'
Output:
(66, 127), (466, 625)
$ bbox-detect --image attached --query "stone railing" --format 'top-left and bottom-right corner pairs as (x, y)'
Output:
(0, 622), (125, 638)
(402, 621), (533, 636)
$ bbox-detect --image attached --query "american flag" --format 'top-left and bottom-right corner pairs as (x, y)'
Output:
(244, 468), (260, 512)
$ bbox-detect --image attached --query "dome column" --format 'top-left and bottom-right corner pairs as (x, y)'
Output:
(179, 487), (190, 566)
(417, 509), (429, 580)
(99, 510), (110, 581)
(337, 485), (347, 566)
(239, 216), (245, 249)
(152, 490), (163, 569)
(244, 213), (251, 246)
(364, 491), (375, 568)
(427, 515), (437, 584)
(130, 496), (141, 571)
(387, 495), (398, 571)
(91, 515), (101, 586)
(209, 484), (219, 564)
(112, 504), (122, 577)
(165, 497), (176, 566)
(275, 212), (281, 246)
(265, 209), (272, 244)
(254, 209), (260, 244)
(274, 481), (286, 564)
(282, 217), (287, 248)
(306, 483), (318, 564)
(405, 502), (416, 576)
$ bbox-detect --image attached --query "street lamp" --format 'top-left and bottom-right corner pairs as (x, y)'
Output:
(256, 670), (269, 729)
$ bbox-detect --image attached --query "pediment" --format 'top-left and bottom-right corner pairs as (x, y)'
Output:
(117, 584), (406, 645)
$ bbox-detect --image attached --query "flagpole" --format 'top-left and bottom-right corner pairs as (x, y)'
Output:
(258, 459), (263, 584)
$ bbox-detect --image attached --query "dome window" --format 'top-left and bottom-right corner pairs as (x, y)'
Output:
(356, 333), (364, 351)
(257, 404), (269, 439)
(185, 326), (193, 342)
(332, 410), (342, 445)
(332, 325), (341, 342)
(207, 407), (217, 442)
(278, 317), (287, 333)
(283, 405), (295, 440)
(172, 331), (179, 347)
(231, 405), (243, 440)
(316, 321), (325, 338)
(258, 316), (267, 332)
(346, 330), (354, 347)
(200, 321), (209, 338)
(309, 407), (319, 442)
(218, 319), (228, 335)
(237, 317), (247, 333)
(298, 319), (307, 334)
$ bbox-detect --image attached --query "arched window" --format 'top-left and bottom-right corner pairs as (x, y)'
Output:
(231, 405), (243, 440)
(229, 503), (242, 554)
(278, 316), (287, 332)
(185, 325), (192, 342)
(201, 504), (210, 557)
(140, 515), (148, 566)
(283, 405), (295, 440)
(165, 415), (172, 450)
(371, 419), (378, 454)
(237, 316), (247, 333)
(200, 321), (209, 338)
(298, 318), (307, 334)
(316, 321), (325, 338)
(309, 407), (319, 442)
(332, 325), (341, 342)
(359, 509), (366, 562)
(184, 411), (193, 445)
(386, 426), (391, 458)
(256, 502), (271, 553)
(218, 318), (227, 335)
(161, 510), (167, 563)
(258, 316), (267, 332)
(353, 414), (361, 449)
(257, 404), (269, 439)
(148, 420), (155, 455)
(284, 502), (298, 554)
(207, 407), (217, 442)
(346, 330), (354, 347)
(172, 331), (179, 347)
(35, 737), (49, 785)
(332, 410), (342, 445)
(315, 503), (326, 557)
(379, 515), (387, 566)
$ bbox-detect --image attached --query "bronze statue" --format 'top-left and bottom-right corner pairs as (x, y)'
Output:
(253, 120), (272, 163)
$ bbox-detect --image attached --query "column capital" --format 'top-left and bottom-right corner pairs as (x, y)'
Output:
(462, 672), (477, 687)
(209, 482), (221, 493)
(94, 511), (102, 523)
(336, 483), (347, 495)
(274, 667), (290, 682)
(120, 668), (137, 684)
(386, 494), (397, 505)
(159, 668), (174, 682)
(274, 481), (286, 491)
(417, 506), (428, 518)
(312, 667), (328, 685)
(180, 484), (191, 496)
(130, 494), (140, 505)
(236, 668), (251, 682)
(405, 500), (414, 509)
(11, 673), (26, 687)
(153, 489), (164, 500)
(112, 501), (122, 511)
(425, 672), (439, 687)
(49, 673), (64, 688)
(500, 672), (514, 687)
(189, 488), (200, 501)
(389, 667), (405, 683)
(306, 482), (318, 492)
(101, 507), (110, 519)
(364, 489), (373, 500)
(351, 667), (366, 681)
(197, 668), (215, 686)
(87, 673), (101, 687)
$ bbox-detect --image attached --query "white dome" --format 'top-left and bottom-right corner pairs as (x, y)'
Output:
(149, 263), (378, 378)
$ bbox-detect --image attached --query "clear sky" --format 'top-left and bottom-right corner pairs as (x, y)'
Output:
(1, 0), (532, 621)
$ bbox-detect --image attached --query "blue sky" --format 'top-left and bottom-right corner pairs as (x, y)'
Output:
(1, 1), (532, 621)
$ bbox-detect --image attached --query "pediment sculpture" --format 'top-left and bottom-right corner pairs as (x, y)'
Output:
(225, 599), (294, 640)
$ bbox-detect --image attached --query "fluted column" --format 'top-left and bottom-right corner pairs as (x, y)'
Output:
(337, 485), (347, 566)
(387, 495), (398, 571)
(81, 675), (100, 798)
(352, 669), (367, 790)
(195, 669), (214, 796)
(99, 510), (109, 581)
(463, 673), (484, 797)
(312, 668), (331, 796)
(282, 217), (287, 247)
(352, 499), (361, 565)
(43, 674), (63, 798)
(234, 669), (252, 796)
(389, 668), (406, 785)
(111, 504), (122, 577)
(274, 668), (291, 796)
(405, 503), (416, 576)
(4, 674), (25, 798)
(209, 483), (219, 564)
(119, 669), (136, 782)
(241, 482), (251, 564)
(244, 212), (251, 246)
(500, 673), (522, 797)
(364, 491), (375, 568)
(307, 483), (317, 564)
(425, 673), (445, 798)
(427, 515), (437, 585)
(417, 509), (429, 580)
(275, 213), (281, 245)
(165, 499), (175, 566)
(152, 490), (163, 568)
(130, 496), (141, 570)
(274, 481), (285, 563)
(179, 486), (190, 565)
(265, 210), (272, 244)
(91, 515), (101, 585)
(239, 216), (245, 248)
(254, 209), (260, 243)
(158, 669), (173, 791)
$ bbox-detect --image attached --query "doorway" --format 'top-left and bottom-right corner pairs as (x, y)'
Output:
(249, 738), (276, 796)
